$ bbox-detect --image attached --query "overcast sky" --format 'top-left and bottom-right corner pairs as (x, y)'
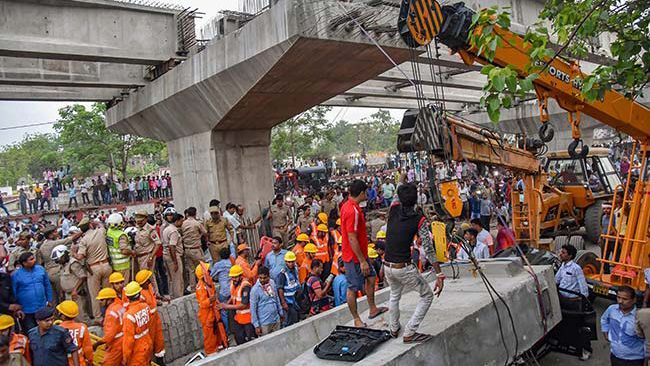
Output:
(0, 0), (402, 147)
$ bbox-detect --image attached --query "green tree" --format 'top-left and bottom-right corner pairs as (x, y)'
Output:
(0, 133), (63, 186)
(54, 103), (165, 180)
(271, 106), (333, 166)
(469, 1), (649, 122)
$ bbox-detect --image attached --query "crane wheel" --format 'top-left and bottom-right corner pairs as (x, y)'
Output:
(538, 124), (554, 142)
(575, 250), (600, 277)
(584, 201), (604, 245)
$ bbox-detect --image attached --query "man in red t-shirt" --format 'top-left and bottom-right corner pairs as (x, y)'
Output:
(341, 180), (388, 327)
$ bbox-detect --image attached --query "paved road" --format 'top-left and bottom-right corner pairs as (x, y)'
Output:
(538, 297), (615, 366)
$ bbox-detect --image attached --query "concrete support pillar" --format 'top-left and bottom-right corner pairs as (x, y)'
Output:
(213, 129), (274, 217)
(167, 129), (274, 217)
(167, 131), (220, 215)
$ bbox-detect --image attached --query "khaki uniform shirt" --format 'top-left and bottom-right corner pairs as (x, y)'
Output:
(270, 204), (290, 228)
(8, 246), (42, 272)
(181, 217), (206, 249)
(77, 227), (109, 264)
(59, 258), (87, 294)
(40, 237), (74, 271)
(205, 218), (231, 244)
(162, 224), (183, 257)
(134, 223), (161, 256)
(297, 214), (313, 234)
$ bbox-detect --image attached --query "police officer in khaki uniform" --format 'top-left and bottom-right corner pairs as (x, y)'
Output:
(52, 245), (89, 322)
(204, 207), (233, 262)
(75, 217), (112, 322)
(269, 196), (291, 244)
(133, 210), (161, 294)
(181, 207), (207, 289)
(297, 206), (314, 234)
(39, 225), (82, 302)
(8, 231), (42, 272)
(162, 213), (184, 299)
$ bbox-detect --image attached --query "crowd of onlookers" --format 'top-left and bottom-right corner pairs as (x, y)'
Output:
(10, 171), (173, 215)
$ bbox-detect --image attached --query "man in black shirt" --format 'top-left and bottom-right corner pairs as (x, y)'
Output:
(383, 183), (444, 343)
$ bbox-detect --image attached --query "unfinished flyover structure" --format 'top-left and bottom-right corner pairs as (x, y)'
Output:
(1, 0), (609, 364)
(1, 0), (624, 215)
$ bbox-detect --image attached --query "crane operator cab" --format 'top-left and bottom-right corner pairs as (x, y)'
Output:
(545, 148), (621, 199)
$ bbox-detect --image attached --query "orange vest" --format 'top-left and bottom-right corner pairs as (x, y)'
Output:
(293, 243), (306, 267)
(330, 229), (341, 246)
(235, 256), (258, 283)
(60, 320), (93, 366)
(102, 300), (125, 366)
(230, 280), (252, 325)
(9, 333), (31, 364)
(123, 299), (153, 366)
(141, 284), (165, 355)
(313, 234), (330, 263)
(299, 257), (312, 283)
(331, 250), (342, 276)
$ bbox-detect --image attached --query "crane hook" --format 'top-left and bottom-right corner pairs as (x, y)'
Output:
(538, 123), (554, 143)
(568, 139), (589, 159)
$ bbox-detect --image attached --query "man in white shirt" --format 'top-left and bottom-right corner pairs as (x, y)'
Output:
(471, 218), (494, 255)
(381, 179), (396, 207)
(128, 179), (137, 202)
(555, 244), (588, 299)
(457, 228), (489, 260)
(555, 243), (591, 360)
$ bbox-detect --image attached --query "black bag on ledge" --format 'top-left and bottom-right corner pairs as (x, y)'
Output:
(313, 325), (391, 362)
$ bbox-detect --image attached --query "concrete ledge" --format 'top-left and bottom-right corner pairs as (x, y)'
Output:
(195, 260), (561, 366)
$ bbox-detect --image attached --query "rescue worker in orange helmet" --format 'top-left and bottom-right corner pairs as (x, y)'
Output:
(308, 213), (327, 243)
(134, 269), (165, 364)
(312, 224), (331, 273)
(235, 244), (262, 283)
(92, 288), (125, 366)
(219, 265), (256, 345)
(109, 272), (127, 306)
(195, 262), (228, 355)
(293, 233), (310, 266)
(0, 314), (31, 365)
(299, 244), (318, 284)
(122, 281), (153, 366)
(55, 300), (93, 366)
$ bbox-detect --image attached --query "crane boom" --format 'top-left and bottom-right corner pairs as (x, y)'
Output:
(432, 2), (650, 144)
(397, 0), (649, 299)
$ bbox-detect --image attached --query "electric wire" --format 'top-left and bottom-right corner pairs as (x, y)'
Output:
(0, 121), (56, 131)
(454, 234), (515, 366)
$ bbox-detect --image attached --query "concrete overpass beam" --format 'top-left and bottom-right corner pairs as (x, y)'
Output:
(167, 129), (274, 217)
(0, 85), (122, 101)
(0, 0), (179, 64)
(0, 57), (147, 89)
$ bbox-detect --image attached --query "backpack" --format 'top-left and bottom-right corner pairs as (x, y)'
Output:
(296, 281), (312, 315)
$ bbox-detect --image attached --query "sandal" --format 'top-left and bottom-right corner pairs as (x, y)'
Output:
(368, 306), (389, 319)
(390, 326), (401, 338)
(403, 332), (433, 343)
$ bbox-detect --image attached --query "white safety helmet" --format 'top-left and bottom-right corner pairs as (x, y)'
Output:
(106, 213), (123, 227)
(68, 226), (81, 234)
(162, 207), (176, 216)
(51, 245), (68, 261)
(124, 226), (138, 236)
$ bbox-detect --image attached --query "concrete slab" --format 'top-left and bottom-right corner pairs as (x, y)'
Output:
(194, 260), (561, 366)
(106, 0), (412, 140)
(0, 0), (179, 64)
